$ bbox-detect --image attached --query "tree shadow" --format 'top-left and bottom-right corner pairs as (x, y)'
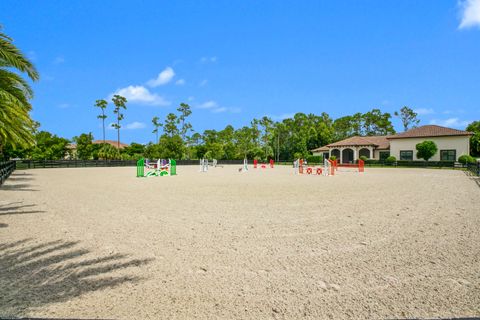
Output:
(6, 171), (34, 182)
(0, 202), (44, 217)
(0, 183), (38, 191)
(7, 176), (34, 182)
(0, 238), (153, 316)
(463, 170), (480, 189)
(1, 172), (37, 191)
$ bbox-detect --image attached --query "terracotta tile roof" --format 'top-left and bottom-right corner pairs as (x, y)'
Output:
(327, 135), (390, 149)
(93, 140), (129, 149)
(387, 125), (473, 139)
(311, 146), (329, 152)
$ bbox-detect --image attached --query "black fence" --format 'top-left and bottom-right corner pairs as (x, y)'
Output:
(466, 161), (480, 176)
(14, 159), (250, 170)
(10, 158), (479, 174)
(15, 159), (138, 169)
(0, 160), (16, 185)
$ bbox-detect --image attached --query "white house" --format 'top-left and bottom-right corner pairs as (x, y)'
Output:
(311, 125), (472, 163)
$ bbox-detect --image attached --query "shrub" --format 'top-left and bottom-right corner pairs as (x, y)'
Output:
(416, 140), (438, 161)
(329, 155), (337, 161)
(458, 154), (476, 164)
(385, 156), (396, 164)
(306, 155), (323, 163)
(359, 155), (369, 161)
(293, 152), (303, 160)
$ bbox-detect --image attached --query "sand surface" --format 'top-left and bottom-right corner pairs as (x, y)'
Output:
(1, 165), (479, 319)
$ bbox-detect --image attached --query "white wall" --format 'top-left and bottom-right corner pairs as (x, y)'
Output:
(389, 136), (470, 161)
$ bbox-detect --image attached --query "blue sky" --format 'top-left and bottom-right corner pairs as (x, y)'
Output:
(2, 1), (480, 143)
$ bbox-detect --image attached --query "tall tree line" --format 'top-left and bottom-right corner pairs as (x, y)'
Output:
(8, 102), (460, 161)
(143, 107), (399, 161)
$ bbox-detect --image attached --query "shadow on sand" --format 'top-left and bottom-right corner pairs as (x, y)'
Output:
(0, 238), (153, 317)
(0, 172), (38, 191)
(463, 170), (480, 189)
(0, 202), (45, 217)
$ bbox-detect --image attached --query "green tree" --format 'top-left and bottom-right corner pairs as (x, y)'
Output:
(152, 116), (162, 143)
(94, 99), (108, 145)
(0, 27), (39, 153)
(362, 109), (395, 136)
(111, 95), (127, 149)
(73, 132), (94, 160)
(123, 142), (145, 156)
(177, 103), (193, 140)
(466, 121), (480, 157)
(163, 113), (179, 137)
(158, 134), (184, 159)
(144, 142), (162, 159)
(29, 131), (69, 160)
(416, 140), (438, 161)
(177, 103), (193, 159)
(98, 143), (120, 160)
(259, 116), (274, 160)
(218, 125), (236, 160)
(234, 126), (255, 159)
(394, 106), (420, 132)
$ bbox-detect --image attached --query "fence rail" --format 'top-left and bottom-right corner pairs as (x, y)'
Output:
(13, 159), (252, 169)
(0, 160), (16, 185)
(15, 159), (138, 169)
(10, 158), (480, 174)
(466, 161), (480, 176)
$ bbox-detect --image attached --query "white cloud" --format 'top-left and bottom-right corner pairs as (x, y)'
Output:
(58, 103), (70, 109)
(212, 107), (227, 113)
(125, 121), (146, 130)
(197, 100), (218, 109)
(200, 56), (217, 63)
(147, 67), (175, 87)
(53, 56), (65, 64)
(196, 100), (240, 114)
(111, 85), (170, 106)
(429, 117), (471, 128)
(175, 79), (186, 85)
(414, 108), (435, 115)
(199, 79), (208, 87)
(459, 0), (480, 29)
(188, 96), (195, 101)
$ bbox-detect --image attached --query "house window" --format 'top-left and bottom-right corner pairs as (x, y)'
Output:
(379, 151), (390, 161)
(400, 150), (413, 161)
(440, 150), (456, 161)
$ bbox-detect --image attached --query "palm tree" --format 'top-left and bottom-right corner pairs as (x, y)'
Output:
(111, 95), (127, 150)
(152, 116), (162, 143)
(0, 27), (39, 153)
(94, 99), (108, 145)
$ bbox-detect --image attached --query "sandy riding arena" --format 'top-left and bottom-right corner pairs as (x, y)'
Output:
(1, 165), (479, 319)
